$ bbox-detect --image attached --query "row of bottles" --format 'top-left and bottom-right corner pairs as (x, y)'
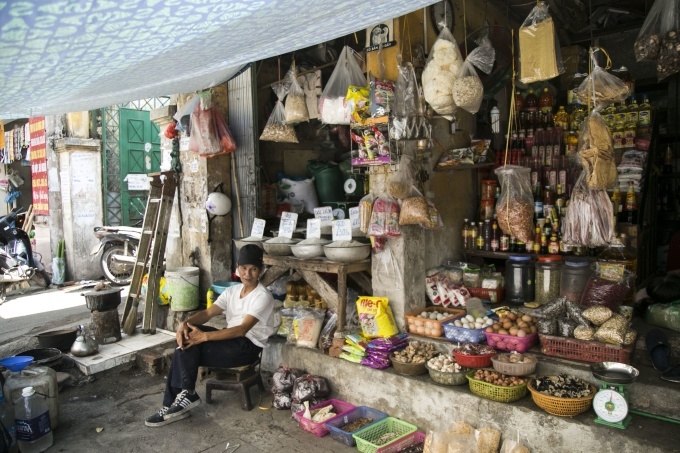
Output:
(610, 181), (639, 225)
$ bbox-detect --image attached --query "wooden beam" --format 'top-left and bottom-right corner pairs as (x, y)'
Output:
(260, 266), (289, 287)
(348, 272), (373, 296)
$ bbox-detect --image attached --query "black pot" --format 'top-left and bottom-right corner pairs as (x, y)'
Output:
(36, 329), (78, 352)
(16, 348), (63, 368)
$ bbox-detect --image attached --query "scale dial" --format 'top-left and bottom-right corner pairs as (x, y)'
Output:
(593, 389), (629, 423)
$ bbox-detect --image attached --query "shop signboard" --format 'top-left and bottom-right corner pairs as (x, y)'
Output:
(307, 218), (321, 239)
(29, 117), (48, 215)
(250, 218), (266, 239)
(365, 20), (396, 53)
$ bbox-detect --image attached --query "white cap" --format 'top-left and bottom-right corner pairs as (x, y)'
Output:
(21, 387), (35, 397)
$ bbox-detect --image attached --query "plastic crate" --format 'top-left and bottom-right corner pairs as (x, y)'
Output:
(484, 332), (538, 353)
(538, 334), (635, 364)
(405, 307), (465, 338)
(352, 417), (418, 453)
(296, 399), (356, 437)
(452, 350), (496, 368)
(376, 431), (427, 453)
(467, 287), (505, 304)
(466, 370), (528, 403)
(443, 316), (487, 343)
(325, 406), (388, 446)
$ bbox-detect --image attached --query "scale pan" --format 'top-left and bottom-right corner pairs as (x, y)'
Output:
(590, 362), (639, 384)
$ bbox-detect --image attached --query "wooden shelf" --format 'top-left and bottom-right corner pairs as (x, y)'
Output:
(434, 163), (495, 172)
(464, 250), (536, 259)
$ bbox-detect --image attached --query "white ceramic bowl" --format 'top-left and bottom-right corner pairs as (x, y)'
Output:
(262, 239), (300, 256)
(290, 240), (331, 259)
(233, 236), (270, 251)
(323, 242), (371, 263)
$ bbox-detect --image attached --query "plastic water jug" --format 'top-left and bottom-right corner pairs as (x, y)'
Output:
(3, 365), (58, 430)
(14, 387), (52, 453)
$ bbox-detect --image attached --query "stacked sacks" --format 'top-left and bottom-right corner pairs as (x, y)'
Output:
(271, 364), (304, 410)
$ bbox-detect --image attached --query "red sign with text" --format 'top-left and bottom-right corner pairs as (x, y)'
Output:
(29, 117), (48, 215)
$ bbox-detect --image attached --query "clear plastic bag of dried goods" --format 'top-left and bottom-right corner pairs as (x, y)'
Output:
(319, 46), (366, 125)
(291, 374), (330, 403)
(272, 364), (305, 393)
(577, 110), (618, 190)
(494, 165), (534, 243)
(422, 25), (463, 116)
(369, 74), (395, 117)
(453, 60), (484, 114)
(359, 193), (374, 234)
(386, 156), (413, 199)
(575, 49), (630, 107)
(634, 0), (680, 62)
(260, 81), (298, 143)
(561, 169), (614, 248)
(367, 195), (401, 238)
(399, 189), (430, 226)
(594, 313), (628, 344)
(285, 62), (310, 124)
(580, 268), (634, 311)
(317, 312), (337, 353)
(518, 1), (564, 83)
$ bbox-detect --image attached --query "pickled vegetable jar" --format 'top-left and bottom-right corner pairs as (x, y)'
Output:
(535, 255), (562, 305)
(560, 258), (593, 304)
(505, 255), (535, 305)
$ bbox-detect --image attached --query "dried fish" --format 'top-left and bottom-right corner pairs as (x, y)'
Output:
(562, 170), (614, 248)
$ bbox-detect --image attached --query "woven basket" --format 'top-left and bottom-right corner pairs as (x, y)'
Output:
(352, 417), (417, 453)
(466, 370), (528, 403)
(425, 363), (469, 386)
(390, 354), (427, 376)
(527, 381), (596, 417)
(490, 354), (538, 376)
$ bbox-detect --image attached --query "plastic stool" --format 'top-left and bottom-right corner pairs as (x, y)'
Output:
(204, 360), (265, 411)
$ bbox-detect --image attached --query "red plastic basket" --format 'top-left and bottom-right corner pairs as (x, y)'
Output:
(452, 350), (496, 368)
(296, 399), (356, 437)
(467, 287), (505, 304)
(376, 431), (426, 453)
(484, 332), (538, 353)
(538, 334), (635, 364)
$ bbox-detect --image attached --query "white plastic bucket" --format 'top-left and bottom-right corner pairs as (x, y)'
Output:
(165, 267), (200, 312)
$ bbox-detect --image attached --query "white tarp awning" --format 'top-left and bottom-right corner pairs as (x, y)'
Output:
(0, 0), (437, 119)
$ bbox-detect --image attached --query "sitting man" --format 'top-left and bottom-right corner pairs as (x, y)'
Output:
(145, 244), (276, 427)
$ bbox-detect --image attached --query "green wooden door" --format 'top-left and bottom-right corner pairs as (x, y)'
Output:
(118, 108), (161, 226)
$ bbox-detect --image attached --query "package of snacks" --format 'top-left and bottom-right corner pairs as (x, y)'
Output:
(367, 195), (401, 238)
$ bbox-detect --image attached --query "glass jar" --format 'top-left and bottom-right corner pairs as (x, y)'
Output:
(481, 180), (498, 200)
(505, 255), (535, 305)
(535, 255), (563, 305)
(479, 199), (495, 221)
(560, 258), (594, 304)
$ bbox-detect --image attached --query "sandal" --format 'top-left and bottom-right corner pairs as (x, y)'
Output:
(646, 329), (671, 372)
(661, 364), (680, 383)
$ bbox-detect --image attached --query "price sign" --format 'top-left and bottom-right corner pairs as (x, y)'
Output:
(307, 219), (321, 239)
(278, 212), (298, 239)
(250, 218), (266, 239)
(332, 219), (353, 242)
(349, 207), (360, 230)
(314, 206), (334, 226)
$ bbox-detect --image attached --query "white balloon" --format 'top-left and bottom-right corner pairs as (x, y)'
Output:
(205, 192), (231, 216)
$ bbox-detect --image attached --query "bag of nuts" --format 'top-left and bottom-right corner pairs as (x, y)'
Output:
(494, 165), (535, 243)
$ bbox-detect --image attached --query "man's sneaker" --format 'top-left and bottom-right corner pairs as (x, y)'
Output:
(144, 406), (190, 427)
(164, 390), (202, 419)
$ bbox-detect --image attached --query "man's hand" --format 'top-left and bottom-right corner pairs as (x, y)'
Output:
(176, 321), (190, 349)
(181, 323), (208, 349)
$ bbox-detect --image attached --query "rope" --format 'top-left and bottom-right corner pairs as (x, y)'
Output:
(503, 29), (517, 237)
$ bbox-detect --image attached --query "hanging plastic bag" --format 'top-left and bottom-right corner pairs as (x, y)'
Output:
(285, 62), (309, 124)
(346, 85), (371, 124)
(633, 0), (680, 69)
(399, 191), (429, 225)
(189, 95), (223, 156)
(369, 75), (395, 117)
(518, 1), (564, 83)
(575, 50), (629, 107)
(467, 36), (496, 75)
(393, 59), (420, 119)
(386, 156), (413, 199)
(367, 195), (401, 238)
(373, 240), (404, 292)
(422, 26), (463, 116)
(577, 110), (617, 190)
(561, 170), (614, 248)
(260, 82), (298, 143)
(452, 60), (484, 114)
(210, 107), (237, 156)
(421, 195), (444, 230)
(359, 193), (374, 234)
(494, 165), (534, 243)
(319, 46), (366, 125)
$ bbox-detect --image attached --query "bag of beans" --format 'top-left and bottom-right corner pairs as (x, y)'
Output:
(494, 165), (535, 243)
(285, 62), (309, 124)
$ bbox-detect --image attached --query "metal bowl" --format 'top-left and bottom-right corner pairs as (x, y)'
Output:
(590, 362), (639, 384)
(233, 236), (270, 251)
(290, 239), (331, 259)
(16, 348), (63, 368)
(323, 243), (371, 263)
(36, 329), (78, 352)
(262, 238), (300, 256)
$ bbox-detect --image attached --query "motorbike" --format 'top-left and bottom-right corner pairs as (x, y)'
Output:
(0, 208), (50, 303)
(91, 225), (141, 285)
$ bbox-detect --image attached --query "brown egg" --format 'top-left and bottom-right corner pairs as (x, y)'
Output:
(485, 327), (494, 333)
(517, 321), (528, 329)
(506, 313), (517, 321)
(517, 329), (527, 338)
(509, 327), (519, 336)
(530, 325), (537, 334)
(502, 321), (513, 330)
(531, 316), (537, 323)
(520, 327), (531, 335)
(498, 329), (509, 335)
(493, 322), (501, 330)
(522, 314), (533, 323)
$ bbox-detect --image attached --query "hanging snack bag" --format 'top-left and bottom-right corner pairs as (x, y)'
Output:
(367, 195), (401, 238)
(356, 296), (398, 339)
(285, 63), (310, 124)
(561, 170), (614, 248)
(453, 59), (484, 114)
(422, 26), (464, 116)
(319, 46), (366, 125)
(494, 165), (534, 243)
(260, 81), (298, 143)
(359, 193), (374, 234)
(519, 1), (564, 83)
(369, 75), (395, 117)
(346, 85), (371, 124)
(577, 110), (617, 190)
(575, 50), (629, 107)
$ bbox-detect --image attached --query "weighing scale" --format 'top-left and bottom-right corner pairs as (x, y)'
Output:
(590, 362), (639, 429)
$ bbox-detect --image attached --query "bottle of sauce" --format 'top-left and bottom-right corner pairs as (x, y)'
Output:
(566, 131), (578, 156)
(612, 106), (626, 151)
(500, 234), (510, 251)
(611, 185), (621, 223)
(555, 184), (566, 217)
(615, 102), (628, 127)
(548, 234), (560, 254)
(626, 96), (639, 125)
(624, 111), (637, 151)
(543, 186), (555, 219)
(539, 88), (553, 114)
(491, 220), (500, 251)
(533, 227), (541, 253)
(603, 103), (617, 128)
(524, 89), (538, 112)
(462, 218), (470, 250)
(554, 106), (569, 130)
(483, 219), (492, 251)
(540, 233), (548, 254)
(621, 181), (638, 224)
(638, 93), (651, 127)
(569, 106), (586, 132)
(476, 224), (485, 250)
(469, 222), (479, 250)
(515, 92), (524, 113)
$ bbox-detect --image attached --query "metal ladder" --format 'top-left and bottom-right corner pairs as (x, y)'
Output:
(122, 171), (177, 335)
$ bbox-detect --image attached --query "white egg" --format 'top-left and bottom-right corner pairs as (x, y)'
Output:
(475, 322), (484, 329)
(454, 320), (463, 327)
(430, 313), (439, 320)
(420, 311), (428, 317)
(475, 318), (484, 323)
(465, 315), (475, 322)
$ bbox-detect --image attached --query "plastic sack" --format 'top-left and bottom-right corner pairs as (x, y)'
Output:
(374, 240), (404, 292)
(51, 257), (65, 285)
(578, 110), (617, 190)
(594, 313), (628, 345)
(293, 308), (325, 349)
(273, 392), (292, 410)
(261, 82), (298, 143)
(346, 85), (371, 124)
(318, 312), (337, 353)
(278, 177), (319, 214)
(189, 99), (223, 156)
(561, 170), (614, 248)
(399, 194), (429, 225)
(467, 36), (496, 75)
(367, 195), (401, 238)
(422, 26), (463, 116)
(393, 59), (420, 119)
(580, 273), (632, 311)
(356, 296), (398, 338)
(272, 364), (305, 393)
(386, 157), (413, 199)
(369, 75), (395, 117)
(645, 302), (680, 332)
(359, 193), (374, 234)
(575, 50), (629, 107)
(452, 60), (484, 114)
(421, 197), (444, 230)
(291, 374), (330, 403)
(285, 63), (310, 124)
(494, 165), (534, 243)
(320, 46), (366, 124)
(634, 0), (680, 79)
(518, 1), (564, 83)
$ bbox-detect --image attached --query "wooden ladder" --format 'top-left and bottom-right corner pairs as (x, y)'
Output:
(121, 171), (177, 335)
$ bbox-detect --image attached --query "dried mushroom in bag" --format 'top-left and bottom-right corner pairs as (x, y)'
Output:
(634, 0), (680, 66)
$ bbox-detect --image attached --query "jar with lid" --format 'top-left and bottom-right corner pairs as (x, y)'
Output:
(560, 257), (594, 304)
(481, 180), (498, 200)
(505, 255), (535, 305)
(535, 255), (562, 305)
(479, 199), (495, 222)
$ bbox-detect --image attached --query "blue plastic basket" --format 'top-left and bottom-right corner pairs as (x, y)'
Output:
(443, 316), (487, 343)
(211, 281), (240, 295)
(325, 406), (388, 447)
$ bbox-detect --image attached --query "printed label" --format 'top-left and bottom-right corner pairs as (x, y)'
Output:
(250, 218), (266, 239)
(16, 412), (51, 442)
(306, 219), (321, 239)
(332, 219), (353, 241)
(278, 212), (298, 239)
